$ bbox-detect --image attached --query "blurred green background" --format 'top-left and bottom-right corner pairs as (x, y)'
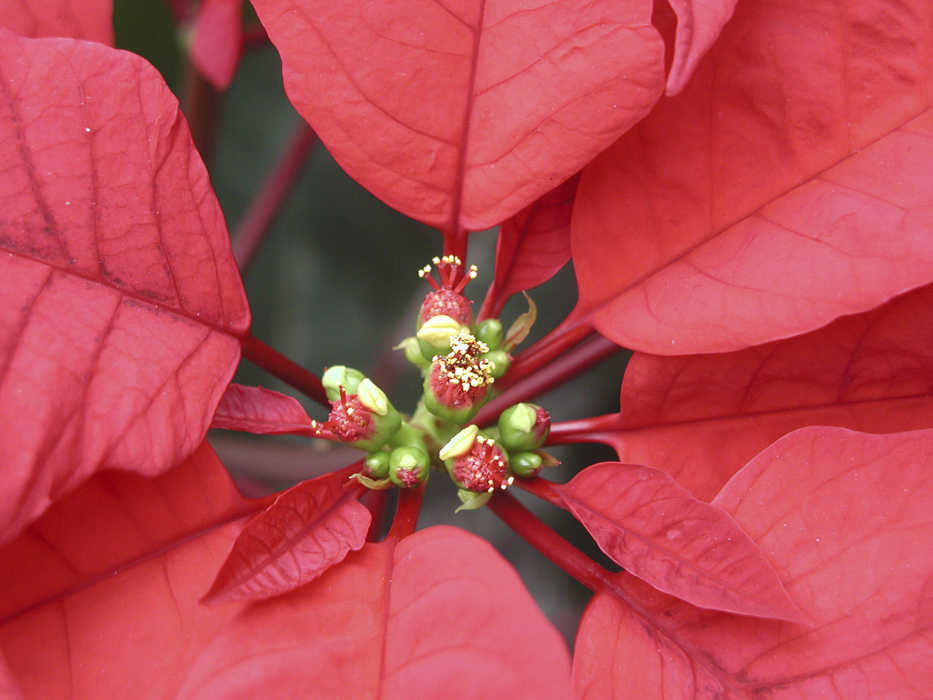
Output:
(115, 0), (630, 645)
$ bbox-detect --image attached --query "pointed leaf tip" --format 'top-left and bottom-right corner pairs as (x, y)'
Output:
(558, 462), (806, 623)
(203, 472), (371, 603)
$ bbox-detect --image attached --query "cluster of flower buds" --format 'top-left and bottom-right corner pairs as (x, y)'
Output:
(436, 403), (554, 510)
(354, 422), (431, 490)
(310, 255), (554, 507)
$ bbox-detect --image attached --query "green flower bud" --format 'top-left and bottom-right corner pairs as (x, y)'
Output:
(310, 385), (401, 452)
(364, 451), (390, 479)
(509, 451), (543, 478)
(455, 488), (492, 512)
(389, 446), (430, 488)
(395, 336), (430, 369)
(482, 349), (510, 378)
(498, 403), (550, 451)
(321, 365), (365, 402)
(474, 319), (503, 350)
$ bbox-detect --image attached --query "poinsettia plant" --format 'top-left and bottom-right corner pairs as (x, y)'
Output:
(1, 0), (932, 697)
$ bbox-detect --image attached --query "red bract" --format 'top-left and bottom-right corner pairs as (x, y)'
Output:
(573, 427), (933, 698)
(571, 0), (933, 354)
(550, 282), (933, 500)
(184, 527), (573, 697)
(0, 449), (572, 696)
(248, 0), (666, 230)
(0, 444), (253, 697)
(1, 0), (933, 696)
(211, 383), (313, 434)
(0, 0), (112, 44)
(203, 468), (370, 603)
(479, 175), (576, 320)
(556, 463), (803, 622)
(0, 30), (249, 543)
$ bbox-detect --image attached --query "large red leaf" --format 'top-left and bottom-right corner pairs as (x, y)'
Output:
(191, 0), (243, 90)
(556, 462), (802, 622)
(203, 469), (370, 603)
(180, 526), (573, 698)
(0, 32), (249, 543)
(479, 176), (576, 319)
(1, 476), (573, 698)
(0, 0), (112, 44)
(573, 427), (933, 699)
(585, 283), (933, 500)
(211, 383), (313, 434)
(250, 0), (665, 231)
(572, 0), (933, 354)
(0, 443), (254, 697)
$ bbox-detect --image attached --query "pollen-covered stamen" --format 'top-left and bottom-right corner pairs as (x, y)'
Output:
(417, 257), (479, 326)
(452, 435), (511, 493)
(453, 264), (478, 294)
(429, 331), (494, 408)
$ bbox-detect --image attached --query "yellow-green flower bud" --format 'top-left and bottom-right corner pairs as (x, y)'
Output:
(498, 403), (550, 451)
(389, 446), (430, 488)
(509, 451), (543, 478)
(364, 451), (390, 479)
(321, 365), (365, 402)
(474, 318), (503, 350)
(395, 336), (430, 369)
(416, 314), (464, 357)
(482, 349), (510, 378)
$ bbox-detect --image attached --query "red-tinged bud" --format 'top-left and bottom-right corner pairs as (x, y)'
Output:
(423, 331), (495, 423)
(310, 385), (401, 451)
(420, 288), (472, 326)
(498, 403), (550, 451)
(389, 446), (430, 488)
(416, 255), (479, 327)
(443, 431), (514, 494)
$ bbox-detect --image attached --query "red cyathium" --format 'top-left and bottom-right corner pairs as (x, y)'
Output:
(1, 1), (932, 698)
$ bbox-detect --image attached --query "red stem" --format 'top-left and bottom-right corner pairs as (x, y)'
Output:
(181, 62), (221, 164)
(363, 489), (391, 541)
(514, 477), (565, 509)
(548, 412), (627, 445)
(472, 333), (621, 427)
(242, 25), (270, 52)
(232, 124), (317, 271)
(488, 493), (608, 592)
(240, 333), (329, 407)
(387, 485), (425, 540)
(503, 318), (594, 388)
(442, 230), (469, 264)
